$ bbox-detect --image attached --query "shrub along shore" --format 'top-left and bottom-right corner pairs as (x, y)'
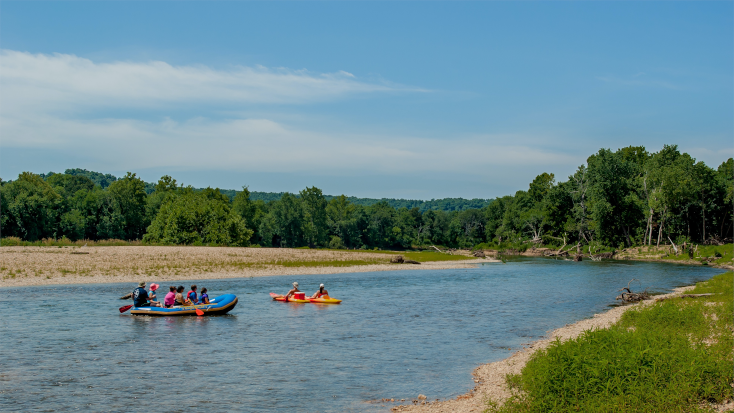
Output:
(394, 271), (733, 413)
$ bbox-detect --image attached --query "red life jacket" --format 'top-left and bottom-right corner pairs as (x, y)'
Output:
(187, 290), (198, 302)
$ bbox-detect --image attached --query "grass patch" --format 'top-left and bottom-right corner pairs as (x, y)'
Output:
(1, 237), (142, 247)
(401, 251), (474, 262)
(661, 244), (734, 266)
(278, 259), (381, 268)
(490, 271), (733, 413)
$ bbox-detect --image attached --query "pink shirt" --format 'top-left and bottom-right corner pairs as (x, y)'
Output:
(164, 291), (176, 306)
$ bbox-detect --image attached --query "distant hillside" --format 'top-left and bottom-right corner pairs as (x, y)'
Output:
(38, 169), (492, 212)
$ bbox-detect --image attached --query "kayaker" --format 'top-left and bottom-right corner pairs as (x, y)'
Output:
(164, 286), (176, 308)
(187, 285), (199, 304)
(200, 288), (210, 304)
(132, 282), (150, 307)
(283, 282), (300, 301)
(311, 284), (329, 298)
(148, 283), (162, 307)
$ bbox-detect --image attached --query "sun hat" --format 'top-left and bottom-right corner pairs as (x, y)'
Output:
(320, 284), (324, 288)
(150, 283), (159, 291)
(139, 281), (146, 287)
(293, 282), (299, 287)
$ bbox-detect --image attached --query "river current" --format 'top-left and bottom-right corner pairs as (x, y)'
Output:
(0, 258), (724, 412)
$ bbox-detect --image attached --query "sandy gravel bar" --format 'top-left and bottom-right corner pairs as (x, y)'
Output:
(0, 246), (491, 287)
(391, 286), (704, 413)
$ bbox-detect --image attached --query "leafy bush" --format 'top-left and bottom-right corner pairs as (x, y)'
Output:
(329, 236), (345, 249)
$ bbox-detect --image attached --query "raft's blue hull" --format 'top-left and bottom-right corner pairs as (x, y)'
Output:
(130, 294), (238, 316)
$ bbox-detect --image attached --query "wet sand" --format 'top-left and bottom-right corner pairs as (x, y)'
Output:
(0, 246), (494, 288)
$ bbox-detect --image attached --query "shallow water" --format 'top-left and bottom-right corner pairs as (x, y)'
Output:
(0, 258), (724, 412)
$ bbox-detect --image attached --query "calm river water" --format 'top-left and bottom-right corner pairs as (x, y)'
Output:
(0, 258), (724, 412)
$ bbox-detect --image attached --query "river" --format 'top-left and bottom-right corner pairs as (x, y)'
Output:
(0, 258), (724, 412)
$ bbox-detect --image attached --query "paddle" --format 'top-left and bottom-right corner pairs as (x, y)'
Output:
(119, 304), (133, 313)
(195, 307), (205, 316)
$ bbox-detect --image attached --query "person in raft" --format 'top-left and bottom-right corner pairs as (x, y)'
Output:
(132, 282), (150, 307)
(199, 288), (210, 304)
(174, 286), (192, 306)
(187, 285), (199, 304)
(164, 286), (177, 308)
(283, 282), (300, 300)
(311, 284), (329, 298)
(147, 283), (162, 307)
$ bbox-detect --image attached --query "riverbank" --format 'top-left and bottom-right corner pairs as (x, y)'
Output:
(393, 272), (733, 413)
(483, 245), (734, 271)
(0, 246), (495, 287)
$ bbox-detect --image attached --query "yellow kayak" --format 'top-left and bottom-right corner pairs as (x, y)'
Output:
(309, 295), (342, 304)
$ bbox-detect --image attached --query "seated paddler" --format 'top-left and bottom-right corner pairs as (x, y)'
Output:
(283, 282), (300, 301)
(311, 283), (329, 299)
(187, 285), (199, 304)
(132, 281), (150, 307)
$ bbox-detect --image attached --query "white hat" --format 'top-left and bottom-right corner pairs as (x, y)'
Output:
(320, 284), (324, 288)
(293, 282), (299, 287)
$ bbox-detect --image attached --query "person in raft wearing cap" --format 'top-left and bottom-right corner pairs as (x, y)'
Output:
(148, 283), (162, 307)
(132, 282), (150, 308)
(310, 284), (329, 299)
(283, 282), (301, 301)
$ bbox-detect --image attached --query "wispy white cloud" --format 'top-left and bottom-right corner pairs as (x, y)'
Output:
(1, 114), (574, 175)
(0, 49), (575, 190)
(0, 50), (419, 115)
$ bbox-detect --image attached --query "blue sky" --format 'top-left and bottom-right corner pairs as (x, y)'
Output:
(1, 2), (732, 199)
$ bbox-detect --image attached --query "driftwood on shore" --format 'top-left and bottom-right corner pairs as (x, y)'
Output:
(616, 279), (650, 303)
(390, 255), (421, 265)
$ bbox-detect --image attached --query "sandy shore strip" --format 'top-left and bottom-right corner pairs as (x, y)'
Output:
(391, 285), (712, 413)
(0, 246), (495, 288)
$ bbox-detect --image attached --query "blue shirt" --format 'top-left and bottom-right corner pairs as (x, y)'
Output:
(132, 287), (149, 307)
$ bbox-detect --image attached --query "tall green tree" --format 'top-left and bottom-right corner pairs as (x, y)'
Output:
(105, 172), (148, 240)
(1, 172), (62, 241)
(300, 186), (328, 247)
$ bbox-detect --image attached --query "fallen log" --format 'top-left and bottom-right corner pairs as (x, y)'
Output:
(390, 255), (404, 264)
(616, 279), (650, 303)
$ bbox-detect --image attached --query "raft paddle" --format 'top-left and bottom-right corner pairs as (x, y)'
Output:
(119, 304), (133, 313)
(195, 307), (205, 316)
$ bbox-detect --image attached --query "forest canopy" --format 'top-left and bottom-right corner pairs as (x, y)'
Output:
(2, 145), (732, 249)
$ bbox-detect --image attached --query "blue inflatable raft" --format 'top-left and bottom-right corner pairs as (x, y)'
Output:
(130, 294), (238, 316)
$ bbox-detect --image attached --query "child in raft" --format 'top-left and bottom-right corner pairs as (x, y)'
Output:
(310, 284), (329, 298)
(148, 283), (163, 307)
(199, 288), (210, 304)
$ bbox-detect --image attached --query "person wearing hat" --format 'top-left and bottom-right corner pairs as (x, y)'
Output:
(148, 283), (162, 307)
(282, 282), (301, 301)
(310, 284), (330, 299)
(132, 282), (150, 308)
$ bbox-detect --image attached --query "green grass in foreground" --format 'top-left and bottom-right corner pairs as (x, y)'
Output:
(490, 271), (733, 413)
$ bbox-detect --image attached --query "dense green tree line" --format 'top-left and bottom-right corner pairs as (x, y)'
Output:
(2, 145), (732, 249)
